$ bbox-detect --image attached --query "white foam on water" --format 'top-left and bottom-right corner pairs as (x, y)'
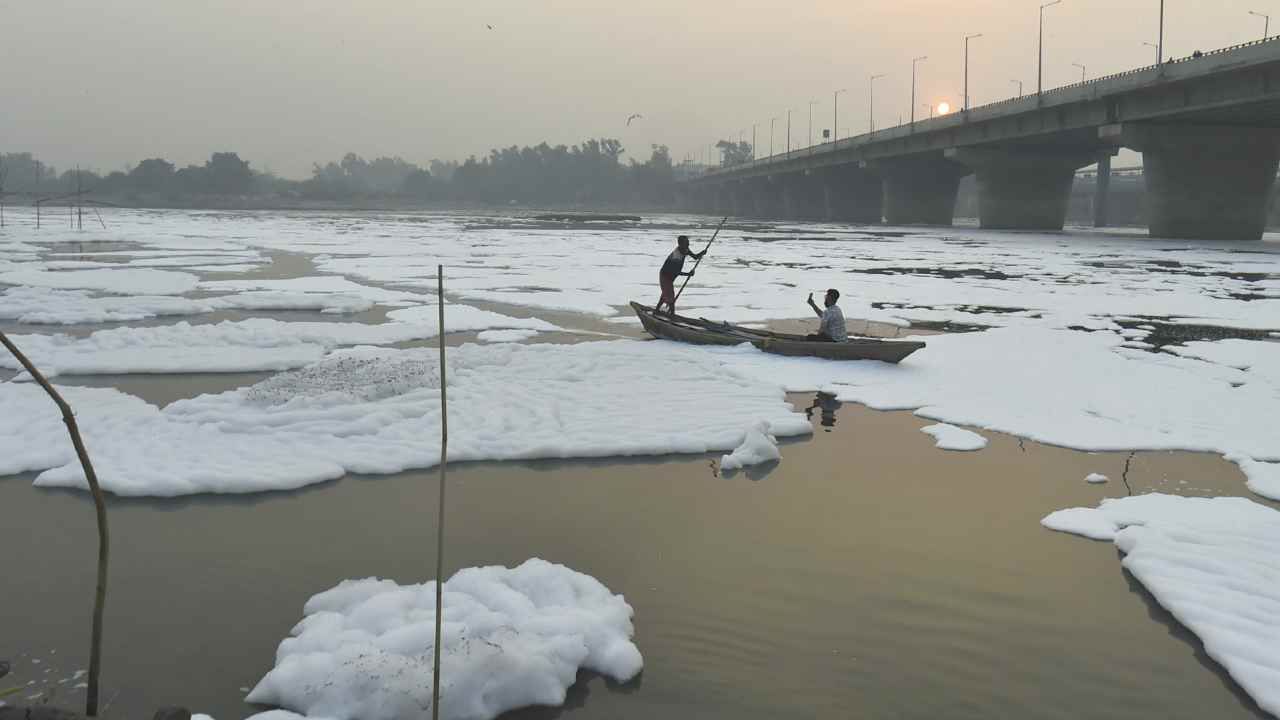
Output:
(0, 307), (560, 376)
(1085, 472), (1109, 484)
(919, 423), (988, 451)
(0, 287), (372, 325)
(199, 276), (430, 307)
(0, 267), (199, 295)
(720, 421), (781, 471)
(1041, 494), (1280, 716)
(1, 210), (1278, 502)
(694, 327), (1278, 498)
(1, 341), (811, 496)
(245, 558), (641, 720)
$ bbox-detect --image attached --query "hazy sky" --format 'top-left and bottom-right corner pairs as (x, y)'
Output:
(5, 0), (1272, 178)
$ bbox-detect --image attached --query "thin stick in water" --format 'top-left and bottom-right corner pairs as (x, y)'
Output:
(432, 264), (448, 720)
(0, 332), (110, 716)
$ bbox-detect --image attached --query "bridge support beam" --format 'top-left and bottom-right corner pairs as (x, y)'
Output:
(782, 172), (828, 220)
(1102, 123), (1280, 240)
(1093, 154), (1111, 228)
(875, 156), (970, 225)
(725, 181), (754, 217)
(946, 147), (1108, 231)
(825, 167), (883, 223)
(689, 185), (717, 215)
(751, 177), (784, 218)
(713, 185), (731, 216)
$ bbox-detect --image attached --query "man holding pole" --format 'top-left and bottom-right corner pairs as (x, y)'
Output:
(655, 234), (706, 315)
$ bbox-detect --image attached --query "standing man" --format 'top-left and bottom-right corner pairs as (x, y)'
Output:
(806, 289), (847, 342)
(655, 234), (705, 315)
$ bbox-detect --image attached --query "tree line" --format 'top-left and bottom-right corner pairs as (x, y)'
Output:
(0, 139), (681, 208)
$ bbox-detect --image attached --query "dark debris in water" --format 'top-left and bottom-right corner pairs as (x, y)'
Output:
(852, 266), (1014, 280)
(870, 302), (990, 333)
(1115, 317), (1278, 348)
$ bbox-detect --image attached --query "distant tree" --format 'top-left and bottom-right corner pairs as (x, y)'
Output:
(0, 152), (58, 191)
(629, 144), (674, 205)
(203, 152), (252, 195)
(128, 158), (176, 192)
(429, 159), (458, 183)
(97, 171), (129, 194)
(174, 164), (208, 194)
(401, 168), (434, 198)
(58, 168), (102, 189)
(715, 140), (753, 167)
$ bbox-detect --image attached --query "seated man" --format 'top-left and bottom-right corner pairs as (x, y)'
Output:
(805, 289), (847, 342)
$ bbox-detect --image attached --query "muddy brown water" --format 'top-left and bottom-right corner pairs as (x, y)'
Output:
(1, 390), (1272, 720)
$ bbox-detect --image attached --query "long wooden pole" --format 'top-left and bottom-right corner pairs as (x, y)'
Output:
(0, 332), (109, 716)
(673, 216), (728, 303)
(431, 265), (447, 720)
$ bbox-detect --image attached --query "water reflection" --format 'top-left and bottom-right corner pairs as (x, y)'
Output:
(805, 392), (841, 431)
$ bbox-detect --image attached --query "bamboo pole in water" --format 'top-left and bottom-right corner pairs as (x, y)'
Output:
(0, 332), (110, 716)
(432, 265), (448, 720)
(674, 216), (728, 304)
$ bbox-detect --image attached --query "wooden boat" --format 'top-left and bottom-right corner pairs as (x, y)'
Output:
(630, 302), (925, 363)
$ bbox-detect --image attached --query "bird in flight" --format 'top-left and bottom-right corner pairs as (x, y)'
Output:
(626, 113), (643, 126)
(486, 24), (494, 30)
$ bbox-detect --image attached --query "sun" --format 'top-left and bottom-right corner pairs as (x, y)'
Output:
(937, 102), (951, 115)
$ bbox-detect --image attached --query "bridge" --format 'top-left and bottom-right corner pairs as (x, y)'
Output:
(680, 38), (1280, 240)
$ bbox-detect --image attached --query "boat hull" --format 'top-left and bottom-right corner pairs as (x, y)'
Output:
(630, 302), (924, 363)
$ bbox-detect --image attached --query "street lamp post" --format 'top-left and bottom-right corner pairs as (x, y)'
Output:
(1158, 0), (1165, 64)
(786, 109), (792, 154)
(752, 123), (757, 161)
(770, 117), (777, 158)
(911, 56), (928, 124)
(1039, 0), (1062, 94)
(1143, 41), (1160, 64)
(834, 88), (847, 143)
(1011, 79), (1024, 97)
(1250, 10), (1271, 39)
(964, 33), (983, 110)
(1073, 62), (1086, 83)
(923, 103), (934, 119)
(869, 73), (886, 132)
(808, 99), (821, 149)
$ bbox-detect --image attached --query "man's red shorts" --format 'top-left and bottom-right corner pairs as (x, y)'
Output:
(659, 273), (677, 306)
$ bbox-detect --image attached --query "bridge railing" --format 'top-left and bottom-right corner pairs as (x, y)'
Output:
(691, 35), (1280, 182)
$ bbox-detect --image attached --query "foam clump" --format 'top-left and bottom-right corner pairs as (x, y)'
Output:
(245, 354), (439, 405)
(1042, 493), (1280, 716)
(1084, 472), (1109, 484)
(246, 558), (642, 720)
(0, 306), (557, 377)
(0, 341), (810, 496)
(720, 421), (781, 471)
(919, 423), (988, 451)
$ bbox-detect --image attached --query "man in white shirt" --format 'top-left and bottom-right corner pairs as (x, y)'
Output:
(805, 289), (847, 342)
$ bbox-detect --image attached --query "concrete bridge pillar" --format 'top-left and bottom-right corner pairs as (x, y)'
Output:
(732, 182), (758, 217)
(1093, 154), (1112, 228)
(688, 185), (716, 214)
(1102, 123), (1280, 240)
(875, 156), (970, 225)
(712, 185), (730, 216)
(781, 172), (827, 220)
(946, 147), (1108, 231)
(752, 177), (784, 218)
(824, 167), (883, 223)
